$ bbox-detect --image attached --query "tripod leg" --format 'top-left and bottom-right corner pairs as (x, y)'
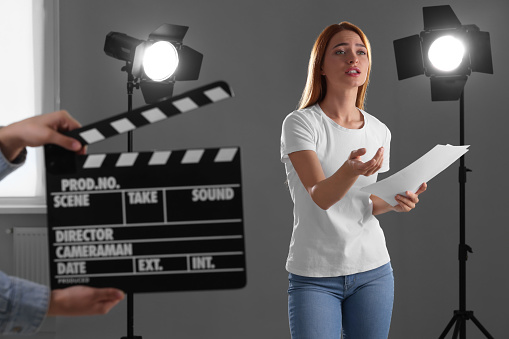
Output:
(439, 315), (458, 339)
(452, 318), (461, 339)
(470, 314), (495, 339)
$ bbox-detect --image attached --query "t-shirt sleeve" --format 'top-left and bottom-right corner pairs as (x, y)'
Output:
(280, 112), (316, 163)
(379, 125), (391, 173)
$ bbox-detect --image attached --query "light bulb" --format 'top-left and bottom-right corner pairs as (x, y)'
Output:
(143, 41), (179, 81)
(428, 35), (465, 72)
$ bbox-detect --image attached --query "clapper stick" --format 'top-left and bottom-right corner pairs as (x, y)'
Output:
(67, 81), (233, 146)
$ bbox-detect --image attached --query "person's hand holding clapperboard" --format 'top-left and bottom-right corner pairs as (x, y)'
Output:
(0, 110), (124, 335)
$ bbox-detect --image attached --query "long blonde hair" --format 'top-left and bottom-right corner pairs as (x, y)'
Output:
(298, 22), (372, 110)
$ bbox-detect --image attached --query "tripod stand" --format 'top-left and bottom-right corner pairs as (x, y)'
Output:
(438, 91), (494, 339)
(121, 64), (143, 339)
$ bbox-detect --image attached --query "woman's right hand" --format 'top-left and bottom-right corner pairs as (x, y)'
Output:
(288, 147), (384, 210)
(345, 147), (384, 177)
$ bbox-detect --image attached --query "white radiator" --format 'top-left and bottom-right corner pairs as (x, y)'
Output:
(10, 227), (55, 337)
(13, 227), (50, 286)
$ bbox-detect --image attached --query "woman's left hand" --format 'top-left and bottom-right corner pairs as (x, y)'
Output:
(393, 183), (427, 213)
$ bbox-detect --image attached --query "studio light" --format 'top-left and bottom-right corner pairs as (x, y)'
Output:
(103, 23), (204, 339)
(393, 6), (495, 339)
(427, 35), (465, 71)
(104, 23), (203, 104)
(393, 5), (493, 101)
(141, 41), (179, 81)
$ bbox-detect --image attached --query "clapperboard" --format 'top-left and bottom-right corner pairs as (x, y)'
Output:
(44, 81), (246, 293)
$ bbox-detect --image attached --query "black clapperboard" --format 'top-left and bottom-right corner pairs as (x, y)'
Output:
(44, 81), (246, 293)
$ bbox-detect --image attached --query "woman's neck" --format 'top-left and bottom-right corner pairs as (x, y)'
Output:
(319, 89), (363, 128)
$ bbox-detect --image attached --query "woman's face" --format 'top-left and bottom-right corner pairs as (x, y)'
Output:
(321, 30), (369, 91)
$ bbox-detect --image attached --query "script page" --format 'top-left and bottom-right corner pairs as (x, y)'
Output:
(361, 144), (469, 206)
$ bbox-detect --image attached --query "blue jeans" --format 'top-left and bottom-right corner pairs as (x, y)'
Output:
(288, 262), (394, 339)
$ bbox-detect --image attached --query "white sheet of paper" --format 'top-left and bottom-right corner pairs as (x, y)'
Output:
(361, 144), (469, 206)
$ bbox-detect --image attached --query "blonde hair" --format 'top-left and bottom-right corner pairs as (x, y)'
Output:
(298, 22), (372, 110)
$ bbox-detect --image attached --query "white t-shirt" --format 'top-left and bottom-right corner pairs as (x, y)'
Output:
(280, 104), (391, 277)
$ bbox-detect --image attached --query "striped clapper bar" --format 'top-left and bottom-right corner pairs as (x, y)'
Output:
(44, 82), (246, 293)
(65, 81), (233, 146)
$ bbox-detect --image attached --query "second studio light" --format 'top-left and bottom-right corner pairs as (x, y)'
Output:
(393, 5), (493, 101)
(104, 23), (203, 103)
(392, 6), (496, 339)
(427, 35), (465, 72)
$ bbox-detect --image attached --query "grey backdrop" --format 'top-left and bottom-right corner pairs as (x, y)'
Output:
(2, 0), (508, 338)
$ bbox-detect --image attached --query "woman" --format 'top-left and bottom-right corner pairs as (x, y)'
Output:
(280, 22), (427, 339)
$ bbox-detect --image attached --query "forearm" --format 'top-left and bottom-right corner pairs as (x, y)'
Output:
(371, 195), (395, 215)
(309, 162), (359, 210)
(289, 148), (383, 211)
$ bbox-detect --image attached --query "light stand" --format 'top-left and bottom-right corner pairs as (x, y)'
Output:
(393, 5), (494, 339)
(104, 23), (203, 339)
(437, 90), (493, 339)
(124, 61), (141, 339)
(126, 292), (138, 339)
(125, 62), (136, 152)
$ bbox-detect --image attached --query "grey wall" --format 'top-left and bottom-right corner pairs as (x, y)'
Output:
(1, 0), (508, 338)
